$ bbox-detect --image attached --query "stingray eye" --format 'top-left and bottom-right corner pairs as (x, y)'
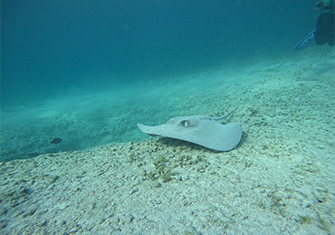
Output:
(180, 120), (190, 127)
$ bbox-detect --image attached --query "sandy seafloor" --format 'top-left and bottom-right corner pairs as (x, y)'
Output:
(1, 48), (335, 234)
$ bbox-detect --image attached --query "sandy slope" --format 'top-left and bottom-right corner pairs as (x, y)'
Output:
(0, 48), (334, 234)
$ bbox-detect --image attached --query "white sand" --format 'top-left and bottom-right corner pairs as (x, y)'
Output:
(1, 48), (334, 234)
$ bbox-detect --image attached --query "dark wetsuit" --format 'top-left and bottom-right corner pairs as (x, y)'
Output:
(314, 0), (335, 46)
(314, 12), (334, 45)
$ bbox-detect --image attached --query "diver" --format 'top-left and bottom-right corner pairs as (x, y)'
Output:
(294, 0), (335, 50)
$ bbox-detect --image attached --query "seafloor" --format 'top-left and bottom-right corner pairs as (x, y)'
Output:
(1, 48), (334, 234)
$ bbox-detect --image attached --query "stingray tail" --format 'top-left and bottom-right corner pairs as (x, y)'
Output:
(213, 108), (237, 121)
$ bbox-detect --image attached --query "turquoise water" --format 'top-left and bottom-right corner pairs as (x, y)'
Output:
(1, 0), (332, 162)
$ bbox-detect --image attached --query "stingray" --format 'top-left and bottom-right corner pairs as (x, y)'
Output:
(137, 109), (242, 151)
